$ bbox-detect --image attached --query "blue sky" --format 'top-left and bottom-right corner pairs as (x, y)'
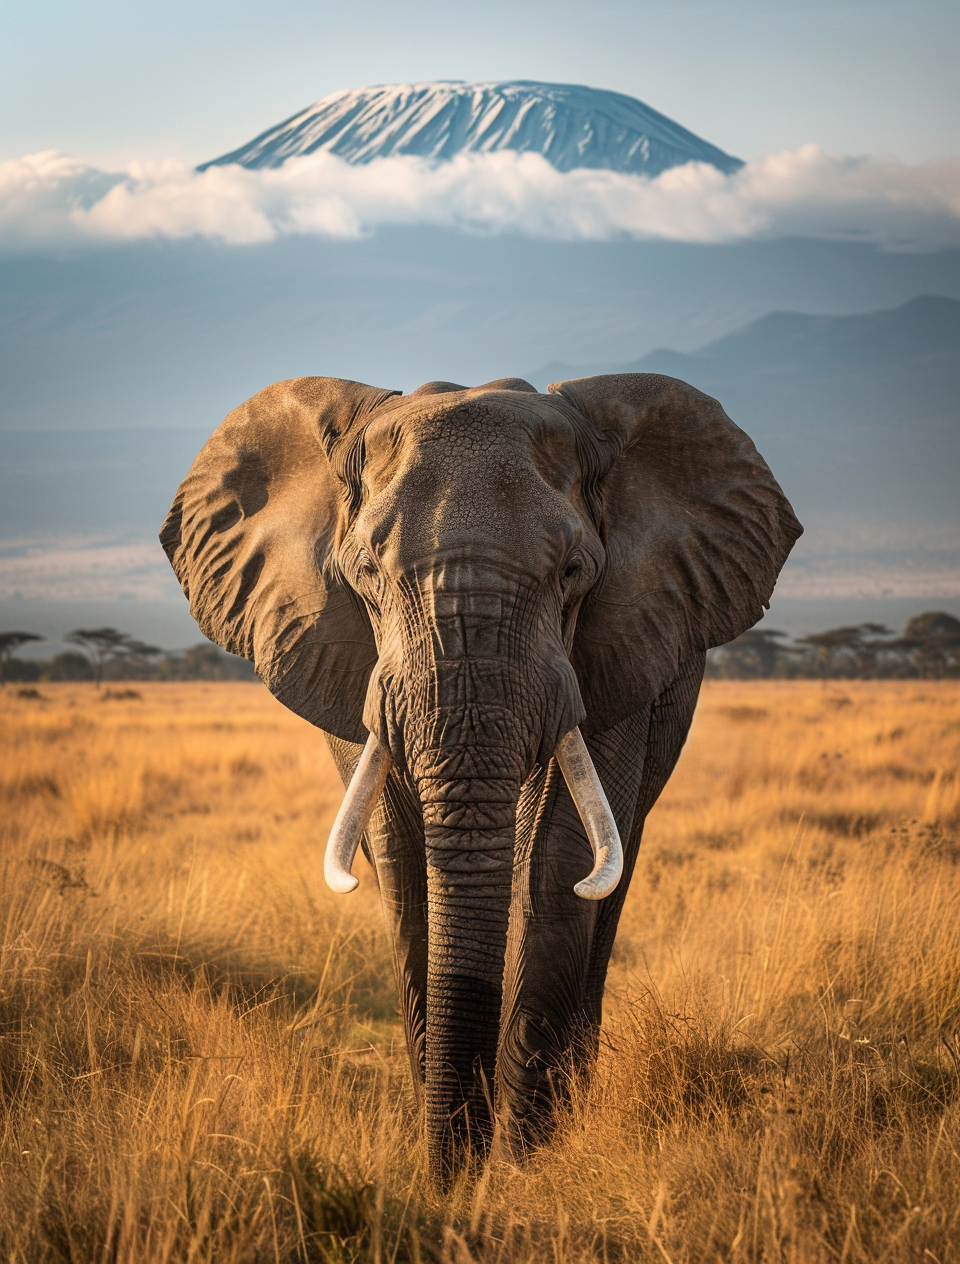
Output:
(3, 0), (958, 167)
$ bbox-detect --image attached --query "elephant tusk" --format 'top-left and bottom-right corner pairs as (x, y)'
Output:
(324, 733), (392, 894)
(555, 727), (624, 900)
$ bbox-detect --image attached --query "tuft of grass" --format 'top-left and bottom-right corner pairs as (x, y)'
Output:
(1, 680), (959, 1261)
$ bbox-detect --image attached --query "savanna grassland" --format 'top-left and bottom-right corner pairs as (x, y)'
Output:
(2, 680), (959, 1262)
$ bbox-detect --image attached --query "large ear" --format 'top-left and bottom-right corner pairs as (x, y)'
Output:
(160, 377), (398, 742)
(550, 374), (802, 731)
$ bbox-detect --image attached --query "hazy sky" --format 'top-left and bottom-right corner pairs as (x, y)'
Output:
(3, 0), (957, 168)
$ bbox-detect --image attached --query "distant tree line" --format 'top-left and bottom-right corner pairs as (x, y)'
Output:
(0, 627), (256, 685)
(706, 611), (960, 680)
(3, 612), (959, 686)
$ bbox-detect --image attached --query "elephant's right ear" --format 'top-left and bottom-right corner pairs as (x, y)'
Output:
(550, 373), (802, 731)
(160, 377), (399, 741)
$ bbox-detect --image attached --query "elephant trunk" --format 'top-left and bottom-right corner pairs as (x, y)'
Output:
(414, 720), (625, 1181)
(404, 681), (522, 1177)
(421, 778), (519, 1180)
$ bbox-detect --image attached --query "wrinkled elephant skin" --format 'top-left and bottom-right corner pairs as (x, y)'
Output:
(161, 372), (801, 1181)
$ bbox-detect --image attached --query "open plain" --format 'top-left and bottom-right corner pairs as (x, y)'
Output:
(2, 680), (959, 1262)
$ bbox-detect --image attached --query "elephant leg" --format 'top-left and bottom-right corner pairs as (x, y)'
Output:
(324, 735), (428, 1094)
(497, 710), (651, 1151)
(581, 651), (706, 1029)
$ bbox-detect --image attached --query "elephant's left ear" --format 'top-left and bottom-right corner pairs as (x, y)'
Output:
(549, 373), (802, 731)
(160, 376), (398, 742)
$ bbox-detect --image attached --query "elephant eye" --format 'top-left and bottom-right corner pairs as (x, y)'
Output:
(356, 551), (378, 581)
(562, 559), (581, 583)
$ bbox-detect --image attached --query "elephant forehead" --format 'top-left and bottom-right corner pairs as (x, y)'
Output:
(367, 423), (576, 537)
(365, 394), (579, 486)
(371, 391), (570, 441)
(358, 395), (588, 563)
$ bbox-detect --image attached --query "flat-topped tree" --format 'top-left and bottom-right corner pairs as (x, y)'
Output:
(65, 628), (162, 688)
(896, 612), (960, 678)
(797, 623), (894, 676)
(712, 628), (791, 678)
(0, 632), (43, 684)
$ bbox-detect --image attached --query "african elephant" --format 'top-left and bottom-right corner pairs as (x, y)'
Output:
(160, 373), (801, 1181)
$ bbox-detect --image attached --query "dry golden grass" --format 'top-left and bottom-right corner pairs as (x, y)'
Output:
(2, 679), (959, 1262)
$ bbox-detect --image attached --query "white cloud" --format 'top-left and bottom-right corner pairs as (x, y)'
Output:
(776, 522), (960, 600)
(776, 561), (960, 601)
(1, 145), (959, 251)
(0, 535), (177, 602)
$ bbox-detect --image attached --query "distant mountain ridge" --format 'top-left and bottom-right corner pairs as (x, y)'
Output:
(200, 80), (743, 176)
(530, 295), (960, 384)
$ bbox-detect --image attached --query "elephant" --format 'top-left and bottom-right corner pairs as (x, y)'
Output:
(160, 372), (801, 1182)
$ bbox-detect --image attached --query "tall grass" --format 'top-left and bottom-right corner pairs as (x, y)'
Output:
(1, 681), (958, 1261)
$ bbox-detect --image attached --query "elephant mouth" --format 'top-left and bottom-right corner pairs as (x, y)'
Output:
(323, 727), (623, 900)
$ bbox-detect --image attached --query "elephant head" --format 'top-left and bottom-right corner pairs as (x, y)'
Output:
(161, 372), (801, 1180)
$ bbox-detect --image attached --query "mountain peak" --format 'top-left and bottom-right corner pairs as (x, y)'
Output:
(199, 80), (743, 177)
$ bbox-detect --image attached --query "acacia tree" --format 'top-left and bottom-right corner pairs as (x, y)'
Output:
(796, 623), (893, 677)
(895, 612), (960, 678)
(0, 632), (43, 684)
(710, 628), (792, 678)
(65, 628), (162, 688)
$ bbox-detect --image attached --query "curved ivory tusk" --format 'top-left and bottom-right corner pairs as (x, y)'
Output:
(324, 733), (392, 894)
(555, 727), (624, 900)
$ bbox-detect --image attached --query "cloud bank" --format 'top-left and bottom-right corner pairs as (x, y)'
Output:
(0, 535), (178, 603)
(2, 145), (959, 252)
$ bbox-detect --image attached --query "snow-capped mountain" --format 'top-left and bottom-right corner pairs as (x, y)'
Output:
(199, 80), (743, 177)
